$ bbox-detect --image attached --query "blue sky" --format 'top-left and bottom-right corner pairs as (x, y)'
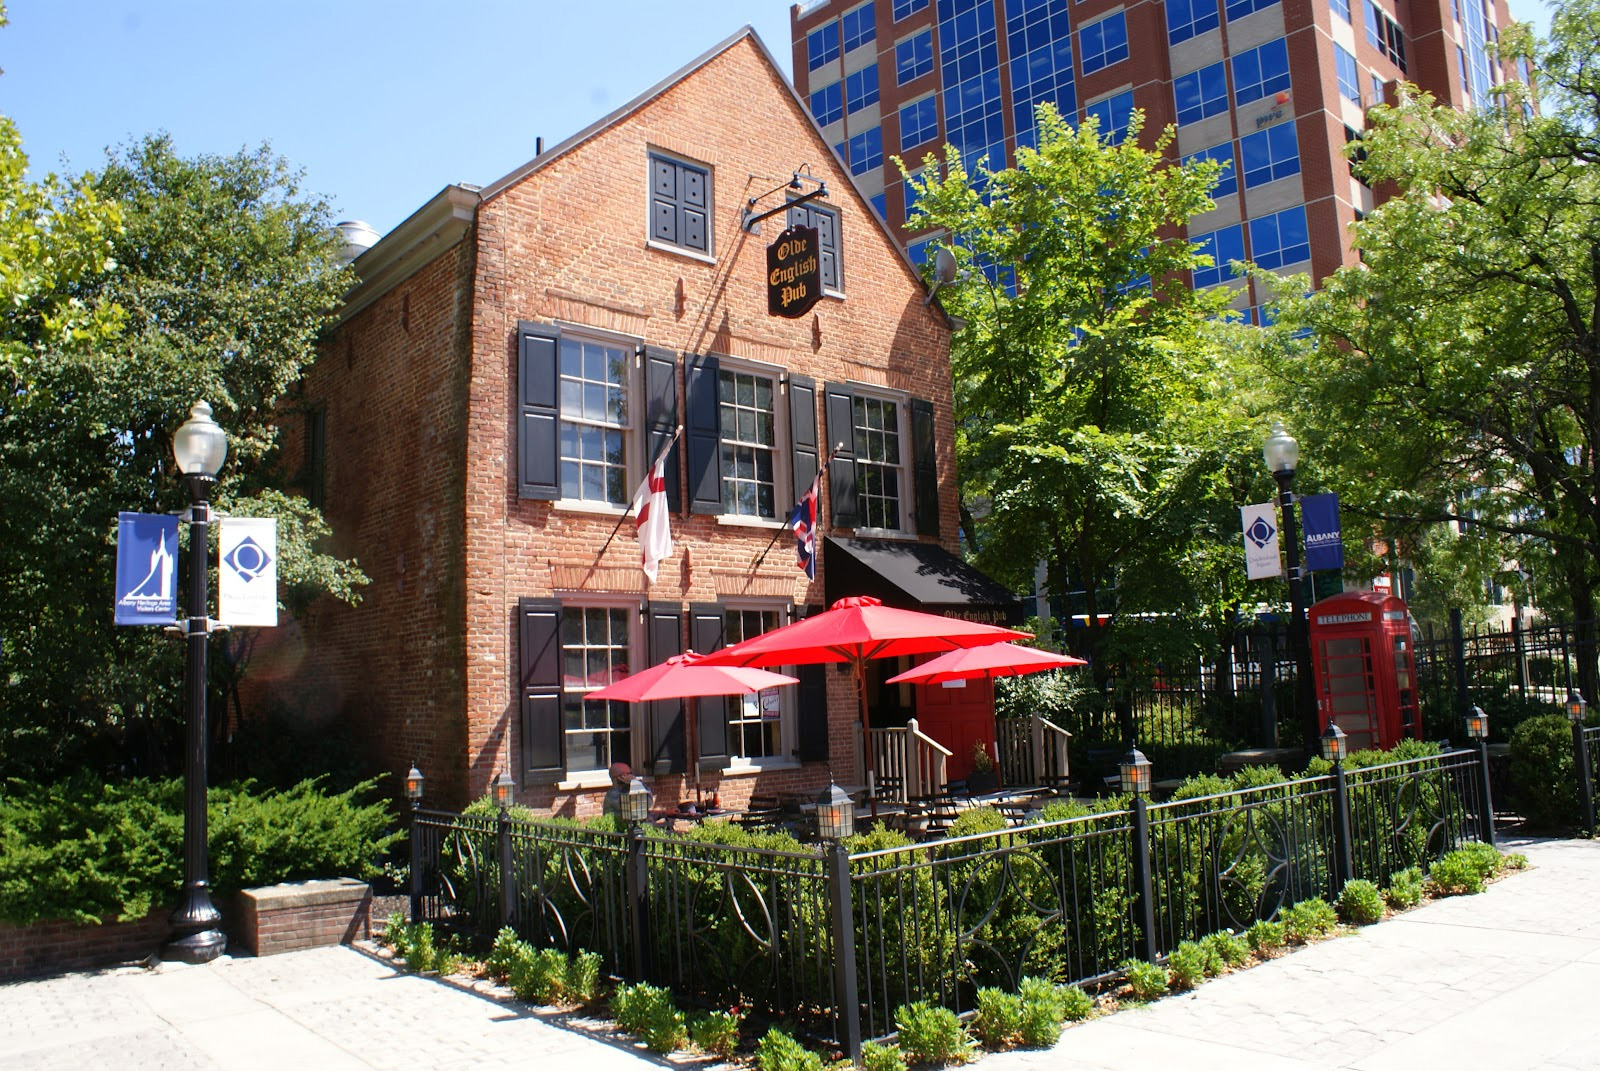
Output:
(4, 0), (1552, 239)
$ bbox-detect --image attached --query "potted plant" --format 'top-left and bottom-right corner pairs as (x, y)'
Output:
(968, 740), (999, 794)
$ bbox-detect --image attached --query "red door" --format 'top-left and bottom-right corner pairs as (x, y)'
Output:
(914, 679), (995, 780)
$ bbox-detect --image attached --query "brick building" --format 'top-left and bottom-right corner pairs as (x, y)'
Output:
(276, 27), (1020, 813)
(789, 0), (1522, 316)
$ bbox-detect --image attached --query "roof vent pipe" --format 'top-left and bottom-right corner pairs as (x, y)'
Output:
(333, 220), (380, 267)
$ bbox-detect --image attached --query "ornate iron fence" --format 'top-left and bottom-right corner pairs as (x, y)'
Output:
(409, 748), (1492, 1060)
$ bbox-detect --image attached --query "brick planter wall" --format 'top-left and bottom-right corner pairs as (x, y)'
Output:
(0, 907), (172, 981)
(236, 879), (371, 957)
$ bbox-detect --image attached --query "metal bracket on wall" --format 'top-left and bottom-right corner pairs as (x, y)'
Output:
(742, 165), (828, 233)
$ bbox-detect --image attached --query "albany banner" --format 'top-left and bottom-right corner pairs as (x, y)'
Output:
(219, 518), (278, 627)
(115, 512), (179, 624)
(1300, 492), (1344, 572)
(1241, 502), (1281, 580)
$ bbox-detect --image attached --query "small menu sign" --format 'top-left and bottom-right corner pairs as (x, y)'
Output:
(767, 225), (821, 318)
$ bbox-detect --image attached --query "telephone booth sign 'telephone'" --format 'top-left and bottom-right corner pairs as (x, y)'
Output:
(1308, 590), (1421, 752)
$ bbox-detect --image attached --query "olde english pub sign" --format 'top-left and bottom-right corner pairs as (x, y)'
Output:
(768, 224), (821, 318)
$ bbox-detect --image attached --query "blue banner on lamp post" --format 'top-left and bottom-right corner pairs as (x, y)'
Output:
(1301, 493), (1344, 573)
(114, 512), (179, 624)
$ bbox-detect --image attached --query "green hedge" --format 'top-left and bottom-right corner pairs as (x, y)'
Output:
(0, 775), (400, 925)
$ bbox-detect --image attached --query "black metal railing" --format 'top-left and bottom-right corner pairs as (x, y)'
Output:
(409, 748), (1493, 1060)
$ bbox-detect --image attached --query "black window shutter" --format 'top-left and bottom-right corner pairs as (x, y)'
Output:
(517, 321), (561, 500)
(518, 597), (565, 783)
(795, 604), (830, 762)
(644, 345), (681, 513)
(646, 603), (685, 775)
(824, 382), (859, 527)
(690, 603), (729, 769)
(787, 201), (841, 291)
(685, 352), (723, 515)
(911, 397), (940, 538)
(788, 374), (819, 507)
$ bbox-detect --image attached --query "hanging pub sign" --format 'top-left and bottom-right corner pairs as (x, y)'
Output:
(1301, 492), (1345, 572)
(768, 224), (821, 318)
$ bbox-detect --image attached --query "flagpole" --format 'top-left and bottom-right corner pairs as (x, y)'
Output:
(596, 424), (683, 560)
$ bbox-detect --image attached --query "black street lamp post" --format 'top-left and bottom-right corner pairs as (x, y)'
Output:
(163, 401), (229, 964)
(1264, 422), (1319, 752)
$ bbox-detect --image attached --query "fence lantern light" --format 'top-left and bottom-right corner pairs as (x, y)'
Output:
(1566, 692), (1588, 725)
(816, 781), (856, 841)
(492, 770), (515, 810)
(405, 764), (425, 802)
(1319, 721), (1349, 764)
(1465, 706), (1489, 741)
(622, 777), (652, 824)
(1119, 745), (1152, 796)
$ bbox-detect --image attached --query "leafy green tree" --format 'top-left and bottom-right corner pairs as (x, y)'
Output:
(1263, 1), (1600, 660)
(0, 127), (366, 779)
(901, 104), (1264, 676)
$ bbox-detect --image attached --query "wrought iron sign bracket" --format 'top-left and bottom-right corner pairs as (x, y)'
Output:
(743, 167), (829, 233)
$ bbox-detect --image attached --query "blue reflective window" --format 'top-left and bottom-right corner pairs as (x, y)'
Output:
(1084, 90), (1135, 144)
(1182, 142), (1238, 197)
(904, 176), (922, 221)
(1248, 204), (1311, 270)
(843, 3), (878, 52)
(811, 83), (844, 127)
(939, 0), (1005, 168)
(849, 126), (884, 175)
(1079, 12), (1128, 74)
(1167, 0), (1220, 43)
(895, 0), (929, 18)
(846, 66), (881, 113)
(907, 237), (936, 265)
(899, 95), (940, 149)
(897, 30), (935, 83)
(870, 193), (887, 220)
(1240, 123), (1300, 187)
(1226, 0), (1279, 20)
(1335, 44), (1360, 102)
(1174, 62), (1228, 126)
(1007, 0), (1075, 149)
(1192, 224), (1246, 287)
(808, 23), (841, 70)
(1232, 38), (1291, 106)
(1331, 0), (1351, 22)
(834, 141), (847, 162)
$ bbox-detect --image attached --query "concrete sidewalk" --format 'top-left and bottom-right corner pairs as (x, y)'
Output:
(2, 837), (1596, 1070)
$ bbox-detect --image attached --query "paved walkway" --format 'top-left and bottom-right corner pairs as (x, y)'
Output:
(3, 836), (1597, 1070)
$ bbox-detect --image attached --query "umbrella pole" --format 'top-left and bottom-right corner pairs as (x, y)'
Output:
(857, 659), (877, 820)
(688, 696), (701, 803)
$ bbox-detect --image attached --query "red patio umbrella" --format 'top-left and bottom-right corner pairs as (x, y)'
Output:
(586, 651), (798, 800)
(886, 642), (1087, 686)
(697, 596), (1030, 812)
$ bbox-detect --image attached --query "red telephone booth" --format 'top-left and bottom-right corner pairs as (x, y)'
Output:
(1308, 590), (1421, 751)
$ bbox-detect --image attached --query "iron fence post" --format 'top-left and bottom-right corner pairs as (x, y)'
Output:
(1450, 609), (1471, 732)
(1132, 796), (1158, 963)
(498, 807), (515, 929)
(1475, 739), (1498, 847)
(1332, 761), (1354, 889)
(826, 840), (863, 1063)
(1573, 721), (1596, 837)
(625, 822), (650, 980)
(1512, 616), (1529, 698)
(409, 799), (423, 923)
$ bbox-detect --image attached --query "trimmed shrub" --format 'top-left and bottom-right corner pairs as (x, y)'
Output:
(566, 950), (603, 1005)
(1017, 976), (1067, 1047)
(1282, 898), (1338, 943)
(1384, 866), (1425, 909)
(382, 911), (410, 957)
(973, 988), (1023, 1048)
(1058, 984), (1095, 1022)
(509, 947), (567, 1004)
(1122, 959), (1169, 1001)
(1166, 942), (1208, 990)
(895, 1001), (974, 1065)
(754, 1027), (823, 1071)
(859, 1040), (909, 1071)
(1428, 844), (1504, 896)
(486, 925), (525, 981)
(1202, 931), (1249, 968)
(611, 981), (685, 1053)
(689, 1009), (743, 1057)
(1510, 715), (1581, 829)
(611, 981), (665, 1033)
(1246, 919), (1285, 955)
(1337, 879), (1384, 925)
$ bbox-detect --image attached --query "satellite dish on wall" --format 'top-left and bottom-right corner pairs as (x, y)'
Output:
(924, 245), (968, 305)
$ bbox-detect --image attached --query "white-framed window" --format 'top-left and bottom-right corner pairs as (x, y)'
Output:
(559, 603), (638, 776)
(853, 391), (907, 532)
(557, 332), (634, 506)
(722, 604), (795, 764)
(719, 366), (782, 519)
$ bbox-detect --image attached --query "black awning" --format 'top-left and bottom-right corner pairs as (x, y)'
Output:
(823, 536), (1023, 625)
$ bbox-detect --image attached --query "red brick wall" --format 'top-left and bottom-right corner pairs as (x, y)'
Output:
(0, 909), (171, 980)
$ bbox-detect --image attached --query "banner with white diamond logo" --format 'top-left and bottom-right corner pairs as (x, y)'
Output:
(1241, 502), (1281, 581)
(219, 518), (278, 626)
